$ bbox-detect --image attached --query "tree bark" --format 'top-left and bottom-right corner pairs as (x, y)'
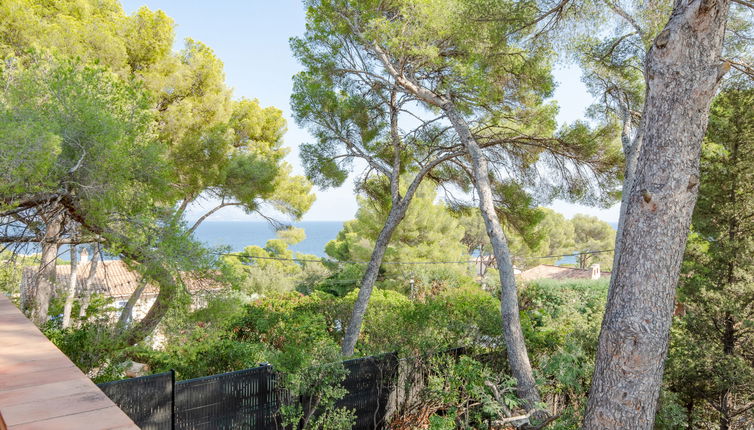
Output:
(78, 243), (101, 320)
(443, 102), (542, 410)
(611, 113), (643, 266)
(61, 244), (78, 329)
(31, 213), (63, 325)
(583, 0), (731, 427)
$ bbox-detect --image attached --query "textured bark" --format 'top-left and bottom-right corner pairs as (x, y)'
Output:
(31, 214), (63, 325)
(61, 244), (78, 329)
(443, 103), (541, 410)
(584, 0), (731, 427)
(116, 263), (178, 346)
(368, 44), (542, 407)
(78, 243), (101, 319)
(611, 115), (643, 265)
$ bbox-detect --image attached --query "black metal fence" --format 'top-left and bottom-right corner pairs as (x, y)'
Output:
(98, 352), (399, 430)
(337, 354), (399, 430)
(98, 371), (174, 430)
(175, 365), (277, 430)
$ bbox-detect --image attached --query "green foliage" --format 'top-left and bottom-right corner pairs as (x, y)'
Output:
(519, 278), (609, 427)
(42, 294), (128, 383)
(278, 359), (356, 430)
(425, 355), (519, 428)
(0, 55), (169, 215)
(294, 0), (622, 208)
(222, 228), (330, 294)
(324, 181), (473, 296)
(570, 214), (615, 270)
(0, 0), (314, 221)
(507, 208), (576, 269)
(138, 327), (267, 380)
(0, 253), (39, 297)
(668, 86), (754, 428)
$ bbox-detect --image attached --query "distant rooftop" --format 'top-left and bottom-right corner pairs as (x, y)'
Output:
(21, 260), (223, 299)
(518, 264), (610, 281)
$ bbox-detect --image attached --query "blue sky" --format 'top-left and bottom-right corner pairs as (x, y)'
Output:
(121, 0), (620, 223)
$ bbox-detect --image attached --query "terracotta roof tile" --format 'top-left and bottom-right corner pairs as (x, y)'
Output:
(22, 261), (223, 299)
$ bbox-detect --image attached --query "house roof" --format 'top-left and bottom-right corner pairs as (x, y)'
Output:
(518, 264), (611, 281)
(22, 260), (223, 299)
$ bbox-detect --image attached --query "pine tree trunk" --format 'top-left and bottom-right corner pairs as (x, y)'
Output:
(443, 102), (542, 410)
(61, 245), (78, 329)
(612, 115), (643, 267)
(31, 214), (63, 325)
(78, 243), (101, 320)
(117, 279), (148, 330)
(719, 312), (735, 430)
(119, 267), (179, 346)
(341, 196), (413, 356)
(583, 0), (730, 427)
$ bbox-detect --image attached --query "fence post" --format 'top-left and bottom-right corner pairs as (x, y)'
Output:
(170, 369), (175, 430)
(256, 364), (269, 429)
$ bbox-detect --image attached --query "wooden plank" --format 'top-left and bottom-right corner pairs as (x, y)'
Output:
(0, 296), (139, 429)
(0, 379), (94, 408)
(1, 391), (116, 426)
(0, 365), (82, 392)
(9, 406), (139, 430)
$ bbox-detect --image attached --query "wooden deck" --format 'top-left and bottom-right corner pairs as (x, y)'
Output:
(0, 295), (139, 429)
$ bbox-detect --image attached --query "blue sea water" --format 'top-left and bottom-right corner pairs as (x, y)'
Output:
(191, 221), (344, 257)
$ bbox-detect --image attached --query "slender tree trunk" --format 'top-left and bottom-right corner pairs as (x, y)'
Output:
(443, 102), (542, 410)
(31, 214), (63, 325)
(78, 243), (101, 320)
(119, 266), (178, 346)
(61, 244), (78, 329)
(117, 279), (148, 330)
(583, 0), (730, 427)
(719, 312), (735, 430)
(341, 196), (413, 356)
(611, 113), (644, 267)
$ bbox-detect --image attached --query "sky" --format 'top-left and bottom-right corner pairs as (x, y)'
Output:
(121, 0), (621, 223)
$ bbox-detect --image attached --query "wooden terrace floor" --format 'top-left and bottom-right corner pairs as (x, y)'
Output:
(0, 295), (139, 429)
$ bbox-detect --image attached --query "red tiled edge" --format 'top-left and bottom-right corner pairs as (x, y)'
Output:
(0, 296), (139, 429)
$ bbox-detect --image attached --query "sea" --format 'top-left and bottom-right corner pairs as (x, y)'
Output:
(192, 221), (344, 257)
(19, 220), (618, 262)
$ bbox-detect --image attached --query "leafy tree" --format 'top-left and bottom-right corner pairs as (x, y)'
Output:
(223, 227), (330, 294)
(666, 86), (754, 430)
(0, 55), (186, 326)
(324, 180), (472, 296)
(295, 2), (622, 411)
(571, 214), (615, 270)
(506, 208), (576, 269)
(0, 0), (314, 340)
(291, 25), (473, 359)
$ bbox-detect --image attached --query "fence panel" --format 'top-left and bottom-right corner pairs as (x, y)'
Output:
(98, 371), (174, 430)
(175, 365), (276, 430)
(337, 353), (399, 430)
